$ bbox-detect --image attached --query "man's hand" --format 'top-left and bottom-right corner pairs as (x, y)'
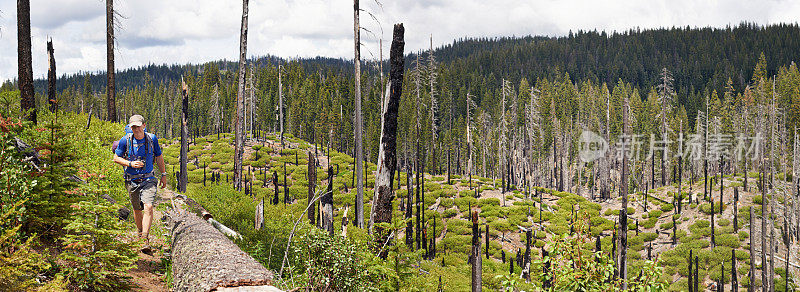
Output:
(131, 161), (145, 168)
(159, 176), (167, 189)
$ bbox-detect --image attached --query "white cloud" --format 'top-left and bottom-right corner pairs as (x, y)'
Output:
(1, 0), (799, 82)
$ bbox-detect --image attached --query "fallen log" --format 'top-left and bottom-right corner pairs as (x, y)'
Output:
(166, 209), (276, 292)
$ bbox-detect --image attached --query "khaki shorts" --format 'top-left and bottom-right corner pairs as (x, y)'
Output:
(125, 179), (157, 210)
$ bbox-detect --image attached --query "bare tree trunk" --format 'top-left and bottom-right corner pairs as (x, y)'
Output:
(353, 0), (365, 228)
(233, 0), (249, 191)
(308, 152), (317, 225)
(406, 168), (413, 247)
(750, 205), (755, 292)
(369, 25), (404, 254)
(322, 167), (334, 236)
(762, 160), (768, 292)
(106, 0), (117, 122)
(17, 0), (36, 123)
(278, 64), (284, 146)
(47, 39), (57, 112)
(179, 79), (189, 193)
(470, 210), (482, 292)
(618, 96), (630, 289)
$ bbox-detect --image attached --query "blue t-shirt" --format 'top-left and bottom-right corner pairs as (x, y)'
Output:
(115, 133), (162, 178)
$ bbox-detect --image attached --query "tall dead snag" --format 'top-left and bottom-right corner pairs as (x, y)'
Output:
(278, 64), (284, 146)
(618, 94), (630, 289)
(47, 39), (57, 112)
(17, 0), (36, 123)
(106, 0), (117, 121)
(711, 198), (716, 247)
(406, 169), (413, 247)
(732, 249), (738, 292)
(761, 159), (768, 291)
(353, 0), (365, 228)
(308, 152), (317, 225)
(178, 79), (189, 193)
(370, 24), (404, 251)
(688, 250), (694, 292)
(255, 199), (264, 230)
(470, 211), (482, 292)
(734, 187), (739, 231)
(322, 166), (334, 236)
(233, 0), (249, 191)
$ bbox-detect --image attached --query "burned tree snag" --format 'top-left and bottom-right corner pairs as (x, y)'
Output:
(618, 95), (630, 288)
(732, 249), (738, 292)
(689, 250), (694, 292)
(233, 0), (249, 191)
(406, 168), (413, 247)
(272, 171), (279, 205)
(18, 0), (36, 123)
(284, 162), (289, 203)
(353, 0), (365, 229)
(47, 38), (57, 112)
(308, 152), (316, 225)
(369, 24), (404, 251)
(322, 166), (334, 236)
(178, 79), (189, 193)
(106, 0), (117, 121)
(711, 198), (716, 247)
(750, 206), (756, 292)
(470, 211), (482, 292)
(485, 224), (489, 259)
(734, 187), (739, 231)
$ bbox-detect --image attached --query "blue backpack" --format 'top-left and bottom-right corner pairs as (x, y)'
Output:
(111, 125), (148, 155)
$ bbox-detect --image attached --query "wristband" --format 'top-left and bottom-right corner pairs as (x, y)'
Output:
(161, 172), (167, 177)
(128, 161), (132, 167)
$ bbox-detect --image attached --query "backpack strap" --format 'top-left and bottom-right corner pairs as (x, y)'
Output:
(125, 133), (134, 160)
(145, 132), (155, 157)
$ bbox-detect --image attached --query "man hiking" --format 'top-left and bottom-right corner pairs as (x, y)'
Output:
(112, 114), (166, 253)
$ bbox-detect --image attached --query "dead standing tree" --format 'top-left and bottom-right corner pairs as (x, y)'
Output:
(18, 0), (36, 123)
(47, 38), (57, 112)
(322, 166), (334, 235)
(352, 0), (366, 228)
(233, 0), (249, 191)
(656, 68), (674, 186)
(369, 24), (404, 256)
(470, 210), (482, 292)
(428, 35), (439, 175)
(618, 93), (631, 289)
(308, 152), (317, 225)
(178, 78), (189, 193)
(106, 0), (118, 122)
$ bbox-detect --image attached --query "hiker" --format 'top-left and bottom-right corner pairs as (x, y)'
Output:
(112, 114), (166, 253)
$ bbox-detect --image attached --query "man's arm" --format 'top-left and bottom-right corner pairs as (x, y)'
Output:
(156, 155), (167, 188)
(113, 154), (132, 167)
(156, 155), (166, 174)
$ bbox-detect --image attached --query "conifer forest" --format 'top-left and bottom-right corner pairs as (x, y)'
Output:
(3, 0), (800, 291)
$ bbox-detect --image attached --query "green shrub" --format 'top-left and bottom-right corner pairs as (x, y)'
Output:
(648, 210), (663, 218)
(715, 233), (740, 248)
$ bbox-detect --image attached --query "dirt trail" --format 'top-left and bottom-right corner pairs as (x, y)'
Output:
(128, 188), (173, 292)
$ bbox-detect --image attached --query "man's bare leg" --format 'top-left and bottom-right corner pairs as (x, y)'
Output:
(141, 203), (154, 240)
(133, 209), (143, 236)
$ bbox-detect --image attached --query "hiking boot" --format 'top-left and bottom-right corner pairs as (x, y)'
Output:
(141, 243), (153, 255)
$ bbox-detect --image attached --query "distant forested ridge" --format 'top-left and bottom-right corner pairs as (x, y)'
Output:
(29, 22), (800, 97)
(9, 22), (800, 175)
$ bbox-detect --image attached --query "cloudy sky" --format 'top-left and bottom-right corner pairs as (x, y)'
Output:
(0, 0), (798, 82)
